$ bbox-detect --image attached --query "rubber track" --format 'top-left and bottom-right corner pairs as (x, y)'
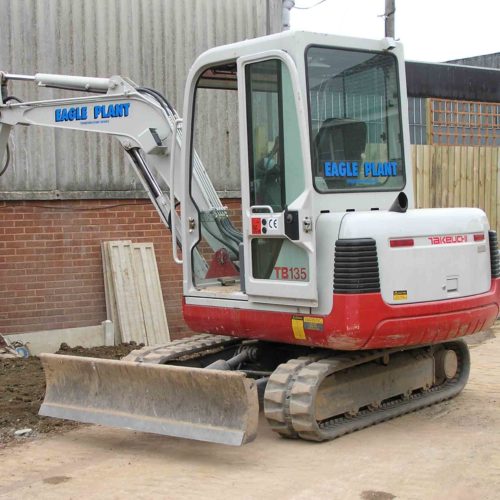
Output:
(263, 357), (323, 438)
(122, 334), (240, 364)
(269, 341), (470, 442)
(263, 349), (395, 439)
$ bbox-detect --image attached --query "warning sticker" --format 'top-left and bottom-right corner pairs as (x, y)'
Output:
(393, 290), (408, 301)
(291, 316), (306, 340)
(303, 316), (324, 331)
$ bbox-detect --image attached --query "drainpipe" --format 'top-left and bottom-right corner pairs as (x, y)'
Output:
(282, 0), (295, 31)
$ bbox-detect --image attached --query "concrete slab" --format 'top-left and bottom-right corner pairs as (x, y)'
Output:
(4, 321), (113, 355)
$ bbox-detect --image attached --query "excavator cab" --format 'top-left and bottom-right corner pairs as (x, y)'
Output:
(181, 32), (411, 311)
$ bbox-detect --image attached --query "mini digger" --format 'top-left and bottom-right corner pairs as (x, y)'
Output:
(1, 30), (498, 445)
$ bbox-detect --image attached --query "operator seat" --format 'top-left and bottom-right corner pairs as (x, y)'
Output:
(313, 118), (367, 186)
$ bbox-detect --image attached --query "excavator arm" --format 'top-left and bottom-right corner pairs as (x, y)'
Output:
(0, 71), (242, 275)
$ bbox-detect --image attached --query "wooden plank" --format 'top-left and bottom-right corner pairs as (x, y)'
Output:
(460, 147), (467, 207)
(479, 147), (486, 212)
(101, 242), (112, 320)
(422, 145), (431, 208)
(449, 147), (457, 207)
(416, 145), (424, 208)
(107, 241), (147, 345)
(484, 147), (492, 224)
(492, 148), (500, 232)
(473, 147), (480, 208)
(412, 145), (417, 203)
(448, 146), (460, 207)
(442, 146), (450, 207)
(132, 243), (170, 345)
(433, 145), (441, 207)
(425, 98), (433, 145)
(446, 146), (460, 207)
(464, 146), (474, 207)
(101, 242), (123, 344)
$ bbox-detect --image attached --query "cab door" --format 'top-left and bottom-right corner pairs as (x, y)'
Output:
(238, 51), (318, 307)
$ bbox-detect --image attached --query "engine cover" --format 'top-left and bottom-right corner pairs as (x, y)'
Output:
(338, 208), (491, 305)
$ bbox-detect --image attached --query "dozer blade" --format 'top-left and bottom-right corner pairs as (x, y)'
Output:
(39, 353), (259, 446)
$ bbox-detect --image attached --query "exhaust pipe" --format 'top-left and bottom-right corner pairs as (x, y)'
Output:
(389, 192), (408, 213)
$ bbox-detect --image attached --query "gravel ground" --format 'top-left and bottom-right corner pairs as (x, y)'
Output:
(0, 328), (498, 499)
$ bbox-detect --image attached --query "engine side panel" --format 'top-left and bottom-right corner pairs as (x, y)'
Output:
(338, 208), (491, 304)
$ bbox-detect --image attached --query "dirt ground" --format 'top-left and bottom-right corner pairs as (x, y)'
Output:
(0, 329), (499, 499)
(0, 343), (141, 445)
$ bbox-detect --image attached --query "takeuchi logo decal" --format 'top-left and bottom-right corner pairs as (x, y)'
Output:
(428, 234), (468, 245)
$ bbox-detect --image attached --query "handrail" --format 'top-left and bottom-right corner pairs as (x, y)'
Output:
(170, 118), (183, 264)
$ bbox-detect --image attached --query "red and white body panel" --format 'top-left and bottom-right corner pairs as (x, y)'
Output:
(184, 207), (499, 351)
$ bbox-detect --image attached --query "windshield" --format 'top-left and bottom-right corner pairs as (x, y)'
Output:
(306, 46), (405, 192)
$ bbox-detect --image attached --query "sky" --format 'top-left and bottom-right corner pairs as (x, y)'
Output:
(290, 0), (500, 62)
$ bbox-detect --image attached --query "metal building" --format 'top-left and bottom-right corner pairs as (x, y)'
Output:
(448, 52), (500, 70)
(0, 0), (282, 199)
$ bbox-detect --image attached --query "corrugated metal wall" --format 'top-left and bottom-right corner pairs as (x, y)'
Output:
(447, 53), (500, 70)
(0, 0), (282, 199)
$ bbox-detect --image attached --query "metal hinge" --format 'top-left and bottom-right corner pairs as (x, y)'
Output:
(302, 216), (312, 233)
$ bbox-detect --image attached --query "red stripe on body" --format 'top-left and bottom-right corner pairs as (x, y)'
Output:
(183, 279), (500, 351)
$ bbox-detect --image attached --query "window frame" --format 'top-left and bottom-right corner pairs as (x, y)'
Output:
(304, 44), (407, 194)
(245, 59), (287, 212)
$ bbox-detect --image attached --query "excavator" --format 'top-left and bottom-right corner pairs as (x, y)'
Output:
(1, 30), (499, 446)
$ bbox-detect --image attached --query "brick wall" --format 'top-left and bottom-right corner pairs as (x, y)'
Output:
(0, 198), (241, 339)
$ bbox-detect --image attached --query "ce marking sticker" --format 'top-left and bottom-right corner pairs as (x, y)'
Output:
(267, 218), (278, 229)
(263, 217), (279, 233)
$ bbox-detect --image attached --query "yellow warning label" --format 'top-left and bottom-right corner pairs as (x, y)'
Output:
(303, 316), (324, 331)
(393, 290), (408, 301)
(291, 316), (306, 340)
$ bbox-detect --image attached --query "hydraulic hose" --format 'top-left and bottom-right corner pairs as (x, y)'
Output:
(137, 87), (176, 117)
(0, 143), (10, 177)
(0, 96), (23, 176)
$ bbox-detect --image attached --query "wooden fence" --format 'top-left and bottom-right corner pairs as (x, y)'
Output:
(411, 145), (500, 234)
